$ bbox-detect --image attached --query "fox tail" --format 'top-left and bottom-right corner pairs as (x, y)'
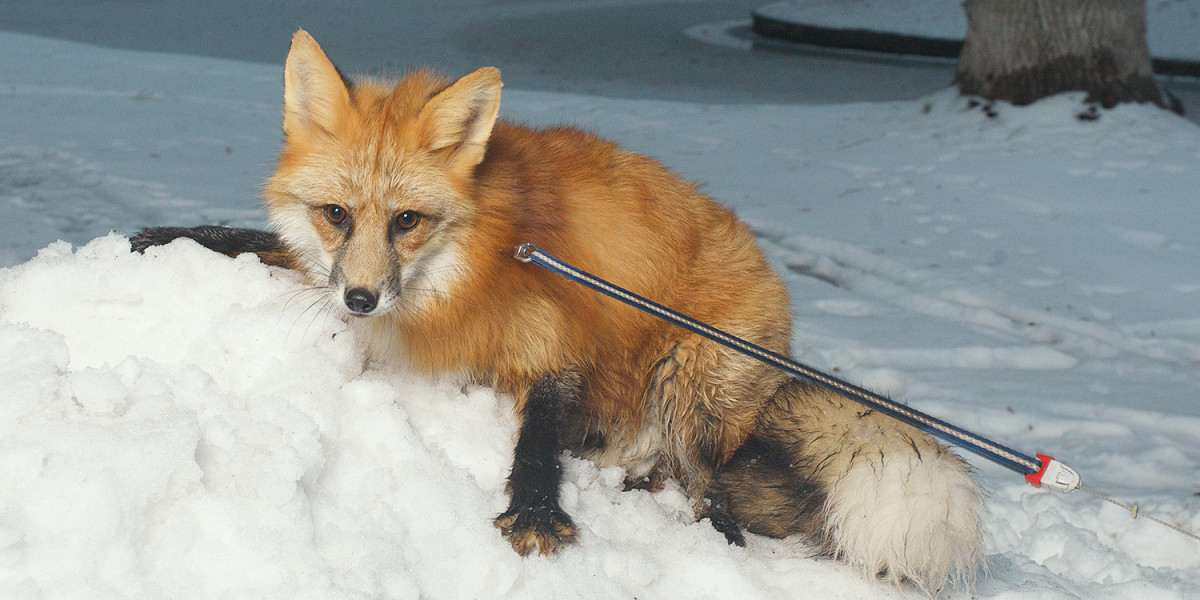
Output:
(714, 379), (984, 593)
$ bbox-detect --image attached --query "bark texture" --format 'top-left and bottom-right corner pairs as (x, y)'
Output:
(955, 0), (1167, 109)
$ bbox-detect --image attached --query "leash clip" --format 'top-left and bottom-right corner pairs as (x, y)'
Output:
(513, 243), (537, 263)
(1025, 454), (1081, 492)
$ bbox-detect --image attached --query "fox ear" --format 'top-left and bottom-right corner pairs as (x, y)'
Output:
(282, 30), (352, 137)
(419, 67), (502, 171)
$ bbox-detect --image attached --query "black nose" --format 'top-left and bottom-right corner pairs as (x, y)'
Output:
(344, 288), (378, 314)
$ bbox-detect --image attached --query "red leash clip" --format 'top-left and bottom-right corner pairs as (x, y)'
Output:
(1025, 454), (1081, 492)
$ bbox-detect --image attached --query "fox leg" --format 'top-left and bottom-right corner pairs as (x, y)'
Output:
(702, 433), (830, 548)
(494, 372), (581, 556)
(696, 478), (748, 546)
(646, 336), (789, 539)
(129, 225), (300, 270)
(717, 379), (983, 592)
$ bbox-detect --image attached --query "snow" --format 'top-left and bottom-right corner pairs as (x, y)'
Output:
(2, 21), (1199, 600)
(757, 0), (1200, 63)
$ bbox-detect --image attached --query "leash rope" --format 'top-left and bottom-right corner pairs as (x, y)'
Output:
(1081, 486), (1200, 542)
(514, 243), (1200, 543)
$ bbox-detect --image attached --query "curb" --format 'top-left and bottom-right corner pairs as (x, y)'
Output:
(751, 8), (1200, 78)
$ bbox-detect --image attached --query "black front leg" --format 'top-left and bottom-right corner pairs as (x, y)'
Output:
(494, 372), (580, 556)
(130, 226), (298, 270)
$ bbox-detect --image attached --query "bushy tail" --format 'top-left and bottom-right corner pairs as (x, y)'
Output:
(714, 379), (983, 593)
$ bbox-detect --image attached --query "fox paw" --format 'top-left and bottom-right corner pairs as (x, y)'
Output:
(129, 227), (185, 253)
(699, 504), (746, 547)
(494, 504), (578, 556)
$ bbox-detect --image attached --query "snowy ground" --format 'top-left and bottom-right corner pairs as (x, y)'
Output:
(2, 26), (1199, 600)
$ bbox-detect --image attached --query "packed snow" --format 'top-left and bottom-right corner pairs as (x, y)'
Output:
(2, 26), (1199, 600)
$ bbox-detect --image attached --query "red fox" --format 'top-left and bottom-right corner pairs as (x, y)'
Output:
(133, 30), (982, 592)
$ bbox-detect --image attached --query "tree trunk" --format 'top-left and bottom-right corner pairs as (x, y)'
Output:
(955, 0), (1168, 110)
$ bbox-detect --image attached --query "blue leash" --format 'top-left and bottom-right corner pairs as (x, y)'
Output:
(514, 243), (1081, 491)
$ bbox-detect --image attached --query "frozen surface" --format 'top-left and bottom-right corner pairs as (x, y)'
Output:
(757, 0), (1200, 62)
(1, 31), (1199, 600)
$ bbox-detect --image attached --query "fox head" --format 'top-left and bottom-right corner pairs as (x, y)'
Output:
(263, 30), (502, 318)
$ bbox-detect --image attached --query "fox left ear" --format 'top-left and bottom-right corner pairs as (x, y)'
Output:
(282, 30), (352, 138)
(419, 67), (502, 173)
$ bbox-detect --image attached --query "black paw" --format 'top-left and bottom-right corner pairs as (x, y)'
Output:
(129, 227), (192, 254)
(127, 226), (292, 268)
(494, 503), (578, 556)
(700, 489), (746, 547)
(703, 508), (746, 547)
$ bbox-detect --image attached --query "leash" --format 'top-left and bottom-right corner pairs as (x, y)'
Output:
(513, 243), (1200, 542)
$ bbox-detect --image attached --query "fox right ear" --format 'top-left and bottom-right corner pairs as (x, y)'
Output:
(282, 30), (352, 137)
(418, 67), (502, 174)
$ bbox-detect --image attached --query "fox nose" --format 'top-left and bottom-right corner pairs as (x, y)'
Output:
(344, 288), (378, 314)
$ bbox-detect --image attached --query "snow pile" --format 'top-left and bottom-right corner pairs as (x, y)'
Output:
(0, 236), (882, 598)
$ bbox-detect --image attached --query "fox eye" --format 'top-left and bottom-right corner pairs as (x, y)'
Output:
(395, 210), (421, 231)
(323, 204), (347, 225)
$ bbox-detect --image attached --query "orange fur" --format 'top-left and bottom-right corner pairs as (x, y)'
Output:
(265, 31), (791, 494)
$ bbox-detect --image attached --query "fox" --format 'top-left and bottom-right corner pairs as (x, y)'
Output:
(132, 30), (983, 592)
